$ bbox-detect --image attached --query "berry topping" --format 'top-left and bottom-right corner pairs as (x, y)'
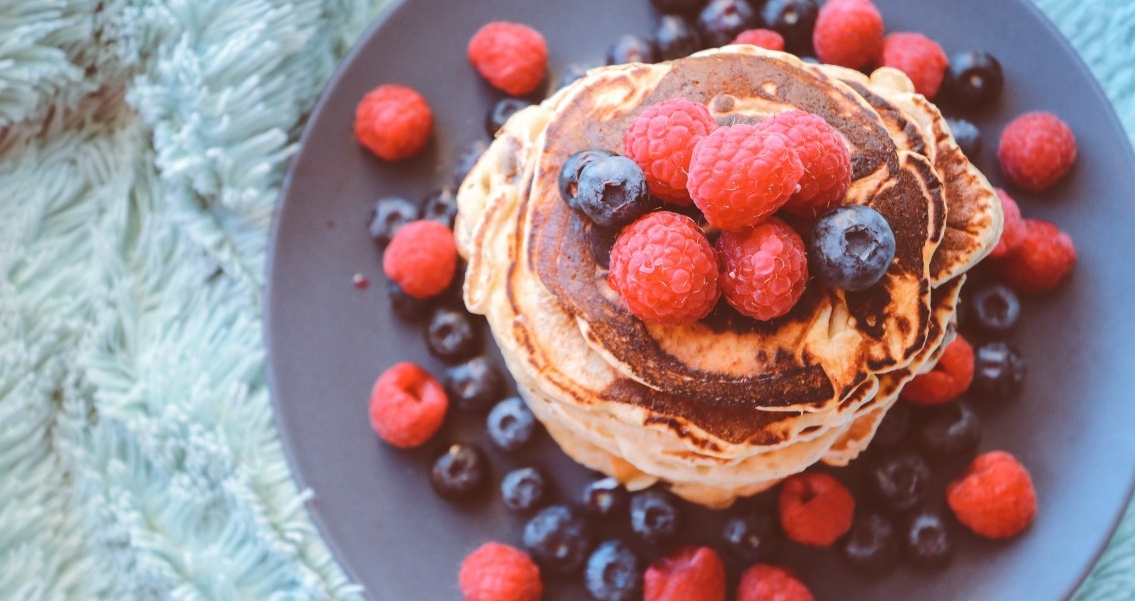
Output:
(580, 477), (630, 518)
(369, 196), (418, 247)
(732, 28), (786, 51)
(421, 188), (459, 229)
(655, 15), (703, 61)
(431, 443), (490, 500)
(486, 98), (532, 135)
(716, 218), (809, 321)
(383, 220), (458, 299)
(623, 97), (717, 203)
(459, 542), (543, 601)
(812, 0), (884, 70)
(444, 355), (504, 413)
(842, 511), (899, 570)
(697, 0), (760, 48)
(354, 83), (433, 161)
(721, 509), (782, 563)
(905, 510), (954, 568)
(942, 50), (1004, 109)
(809, 204), (896, 291)
(559, 149), (617, 209)
(760, 0), (819, 56)
(869, 452), (933, 513)
(590, 224), (620, 269)
(947, 450), (1038, 539)
(387, 282), (434, 322)
(998, 111), (1077, 192)
(576, 155), (657, 229)
(501, 466), (548, 514)
(522, 505), (594, 574)
(585, 540), (643, 601)
(901, 334), (975, 405)
(966, 282), (1021, 335)
(778, 472), (855, 547)
(607, 34), (658, 65)
(368, 362), (448, 448)
(426, 307), (481, 363)
(736, 564), (815, 601)
(467, 22), (548, 96)
(755, 110), (852, 217)
(687, 124), (804, 230)
(946, 117), (982, 159)
(486, 396), (538, 452)
(871, 401), (912, 449)
(630, 489), (683, 545)
(918, 401), (982, 457)
(971, 340), (1027, 398)
(988, 188), (1026, 259)
(607, 211), (721, 325)
(643, 546), (726, 601)
(995, 218), (1077, 292)
(880, 32), (948, 98)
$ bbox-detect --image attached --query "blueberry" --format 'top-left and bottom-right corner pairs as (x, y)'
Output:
(486, 98), (532, 135)
(629, 489), (682, 545)
(870, 452), (933, 513)
(576, 155), (655, 229)
(420, 188), (458, 229)
(966, 282), (1021, 335)
(368, 196), (418, 247)
(589, 224), (620, 269)
(453, 139), (489, 186)
(971, 341), (1026, 397)
(559, 149), (617, 209)
(501, 466), (548, 514)
(721, 510), (781, 563)
(946, 117), (982, 159)
(696, 0), (759, 48)
(426, 308), (480, 363)
(650, 0), (708, 17)
(654, 15), (702, 61)
(523, 505), (593, 573)
(759, 0), (818, 55)
(444, 355), (503, 412)
(843, 511), (899, 570)
(810, 204), (897, 291)
(579, 477), (630, 519)
(430, 443), (489, 500)
(607, 34), (657, 65)
(387, 282), (434, 322)
(555, 63), (593, 91)
(942, 50), (1004, 109)
(871, 402), (912, 449)
(905, 510), (953, 568)
(486, 396), (537, 451)
(585, 540), (643, 601)
(919, 401), (982, 457)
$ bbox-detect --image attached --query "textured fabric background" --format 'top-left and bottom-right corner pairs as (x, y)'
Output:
(0, 1), (1130, 599)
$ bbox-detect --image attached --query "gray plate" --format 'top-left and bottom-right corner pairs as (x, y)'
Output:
(265, 0), (1135, 599)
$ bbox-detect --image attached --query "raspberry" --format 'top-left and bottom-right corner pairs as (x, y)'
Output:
(880, 32), (948, 98)
(643, 546), (726, 601)
(687, 124), (804, 230)
(755, 110), (851, 217)
(369, 362), (448, 448)
(778, 472), (855, 547)
(998, 111), (1077, 192)
(900, 334), (975, 405)
(717, 217), (809, 320)
(732, 28), (786, 51)
(736, 565), (815, 601)
(382, 220), (458, 299)
(812, 0), (884, 69)
(995, 218), (1076, 293)
(947, 450), (1038, 539)
(988, 188), (1026, 259)
(459, 542), (544, 601)
(608, 212), (720, 325)
(623, 98), (717, 204)
(467, 22), (548, 96)
(354, 84), (433, 161)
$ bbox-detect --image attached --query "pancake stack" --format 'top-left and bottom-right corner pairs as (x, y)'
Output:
(455, 46), (1002, 508)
